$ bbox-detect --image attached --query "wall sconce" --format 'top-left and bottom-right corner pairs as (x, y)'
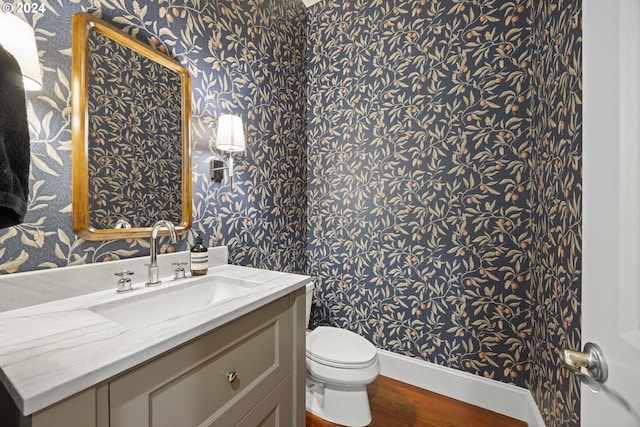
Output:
(211, 114), (246, 188)
(0, 13), (42, 91)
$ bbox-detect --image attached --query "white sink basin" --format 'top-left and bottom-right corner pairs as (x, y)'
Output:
(90, 276), (255, 329)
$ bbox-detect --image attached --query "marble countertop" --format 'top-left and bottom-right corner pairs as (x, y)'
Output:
(0, 263), (311, 416)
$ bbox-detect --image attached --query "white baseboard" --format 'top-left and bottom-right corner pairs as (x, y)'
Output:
(377, 349), (546, 427)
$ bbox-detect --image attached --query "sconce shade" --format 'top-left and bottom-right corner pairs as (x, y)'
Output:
(215, 114), (245, 152)
(0, 13), (42, 91)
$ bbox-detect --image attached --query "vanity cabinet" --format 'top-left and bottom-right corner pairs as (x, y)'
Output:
(109, 295), (292, 426)
(26, 289), (305, 427)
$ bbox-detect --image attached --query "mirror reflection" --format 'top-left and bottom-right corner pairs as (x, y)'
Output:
(71, 13), (192, 240)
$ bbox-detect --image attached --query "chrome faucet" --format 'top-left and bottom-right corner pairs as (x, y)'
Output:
(114, 219), (131, 229)
(146, 220), (178, 286)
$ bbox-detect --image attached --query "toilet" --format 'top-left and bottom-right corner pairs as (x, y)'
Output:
(304, 282), (380, 427)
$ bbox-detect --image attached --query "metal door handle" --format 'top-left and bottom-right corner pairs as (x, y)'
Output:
(562, 342), (608, 384)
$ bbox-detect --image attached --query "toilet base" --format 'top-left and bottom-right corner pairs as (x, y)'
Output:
(306, 377), (372, 427)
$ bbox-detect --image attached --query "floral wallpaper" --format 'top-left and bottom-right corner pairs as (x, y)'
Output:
(528, 1), (582, 426)
(87, 30), (184, 229)
(306, 0), (581, 426)
(0, 0), (308, 272)
(308, 0), (533, 385)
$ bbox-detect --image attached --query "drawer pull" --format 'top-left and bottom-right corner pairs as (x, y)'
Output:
(227, 371), (238, 384)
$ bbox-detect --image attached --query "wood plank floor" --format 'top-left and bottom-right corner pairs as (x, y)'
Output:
(306, 375), (528, 427)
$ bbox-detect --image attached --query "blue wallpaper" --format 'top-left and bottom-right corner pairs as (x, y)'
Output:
(529, 1), (582, 425)
(307, 0), (532, 384)
(0, 0), (307, 272)
(306, 1), (581, 426)
(87, 29), (184, 229)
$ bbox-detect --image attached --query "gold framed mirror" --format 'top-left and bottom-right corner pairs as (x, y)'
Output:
(71, 12), (192, 241)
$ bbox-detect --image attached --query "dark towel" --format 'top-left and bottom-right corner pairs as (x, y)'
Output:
(0, 43), (30, 229)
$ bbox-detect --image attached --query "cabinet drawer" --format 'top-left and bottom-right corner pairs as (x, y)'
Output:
(201, 376), (292, 427)
(236, 377), (291, 427)
(108, 296), (291, 427)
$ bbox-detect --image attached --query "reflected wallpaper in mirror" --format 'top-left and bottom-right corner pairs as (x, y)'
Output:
(87, 30), (183, 230)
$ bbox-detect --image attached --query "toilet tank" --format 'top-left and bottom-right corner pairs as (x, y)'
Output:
(305, 282), (314, 328)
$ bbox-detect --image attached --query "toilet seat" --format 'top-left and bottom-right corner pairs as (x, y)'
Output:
(306, 326), (378, 369)
(307, 355), (380, 386)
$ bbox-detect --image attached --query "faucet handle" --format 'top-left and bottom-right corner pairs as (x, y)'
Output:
(172, 261), (187, 280)
(115, 270), (134, 294)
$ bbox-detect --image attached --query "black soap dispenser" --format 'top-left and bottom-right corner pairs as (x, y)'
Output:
(190, 232), (208, 276)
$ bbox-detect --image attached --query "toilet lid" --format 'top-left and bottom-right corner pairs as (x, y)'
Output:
(306, 326), (377, 369)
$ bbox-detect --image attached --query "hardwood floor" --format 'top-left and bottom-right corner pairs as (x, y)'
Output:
(306, 375), (528, 427)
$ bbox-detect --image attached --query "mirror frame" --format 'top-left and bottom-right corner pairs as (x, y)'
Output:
(71, 12), (192, 241)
